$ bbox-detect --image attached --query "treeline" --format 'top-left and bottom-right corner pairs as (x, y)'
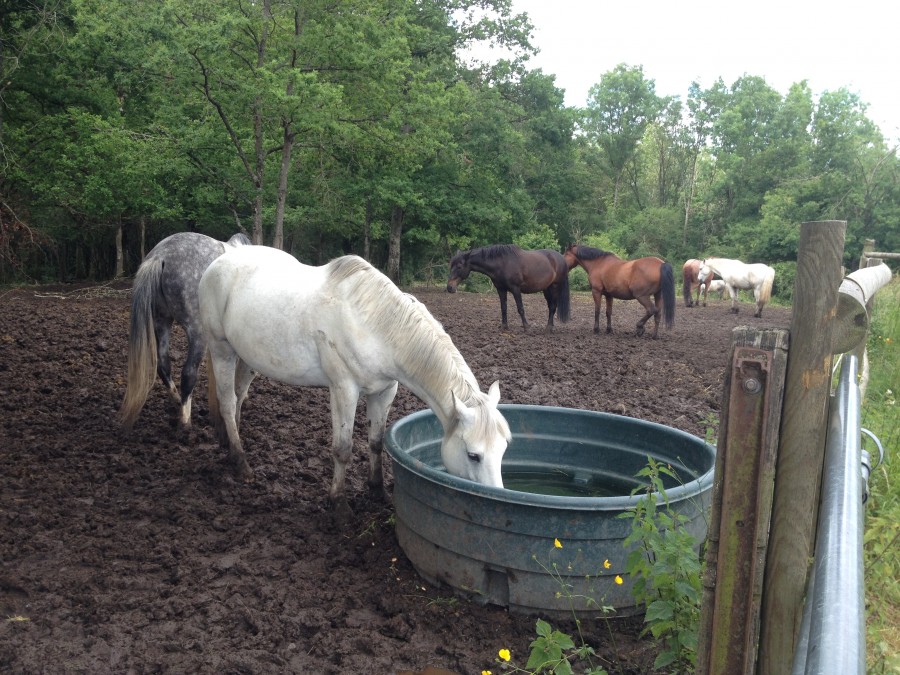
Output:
(2, 0), (897, 292)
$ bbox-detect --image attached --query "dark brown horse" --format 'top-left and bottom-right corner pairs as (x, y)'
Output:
(564, 244), (675, 338)
(682, 258), (709, 307)
(447, 244), (571, 331)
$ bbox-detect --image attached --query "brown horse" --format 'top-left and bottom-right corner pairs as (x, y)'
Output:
(682, 258), (709, 307)
(447, 244), (571, 331)
(564, 244), (675, 338)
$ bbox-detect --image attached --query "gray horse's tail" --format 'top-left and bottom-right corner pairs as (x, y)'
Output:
(119, 258), (162, 429)
(661, 262), (676, 329)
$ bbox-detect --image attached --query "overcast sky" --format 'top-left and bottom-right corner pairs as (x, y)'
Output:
(500, 0), (899, 144)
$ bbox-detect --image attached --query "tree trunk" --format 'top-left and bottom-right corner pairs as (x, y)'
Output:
(272, 123), (295, 251)
(683, 152), (698, 247)
(115, 220), (124, 278)
(252, 97), (265, 245)
(387, 205), (404, 283)
(140, 215), (146, 260)
(364, 199), (373, 261)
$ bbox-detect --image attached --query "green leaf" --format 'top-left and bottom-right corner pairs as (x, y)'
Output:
(645, 599), (675, 622)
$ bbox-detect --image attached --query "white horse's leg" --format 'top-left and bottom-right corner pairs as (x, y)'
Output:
(728, 284), (739, 314)
(208, 341), (252, 479)
(365, 383), (399, 492)
(328, 382), (360, 521)
(233, 358), (257, 430)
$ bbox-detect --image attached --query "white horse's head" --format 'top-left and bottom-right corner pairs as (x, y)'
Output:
(441, 381), (510, 488)
(698, 263), (712, 283)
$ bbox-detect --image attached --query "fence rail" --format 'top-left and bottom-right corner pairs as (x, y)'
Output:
(790, 260), (893, 675)
(791, 354), (866, 674)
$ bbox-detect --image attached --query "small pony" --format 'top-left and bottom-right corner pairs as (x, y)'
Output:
(699, 257), (775, 317)
(119, 231), (251, 430)
(706, 279), (727, 300)
(199, 245), (511, 521)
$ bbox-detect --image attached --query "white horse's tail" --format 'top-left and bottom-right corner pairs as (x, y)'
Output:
(119, 258), (162, 429)
(759, 267), (775, 304)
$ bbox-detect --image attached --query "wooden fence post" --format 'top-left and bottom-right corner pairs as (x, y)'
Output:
(697, 328), (788, 675)
(756, 221), (846, 674)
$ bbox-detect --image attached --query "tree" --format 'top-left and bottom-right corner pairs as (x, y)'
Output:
(582, 64), (663, 210)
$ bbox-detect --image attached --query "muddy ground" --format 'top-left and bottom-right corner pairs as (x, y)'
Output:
(0, 282), (791, 674)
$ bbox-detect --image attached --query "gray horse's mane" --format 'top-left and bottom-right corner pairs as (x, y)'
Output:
(326, 255), (484, 406)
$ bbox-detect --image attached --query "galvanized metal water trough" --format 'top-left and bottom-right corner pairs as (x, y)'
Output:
(385, 404), (716, 617)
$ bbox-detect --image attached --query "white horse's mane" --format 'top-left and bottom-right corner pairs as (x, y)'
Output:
(326, 256), (485, 408)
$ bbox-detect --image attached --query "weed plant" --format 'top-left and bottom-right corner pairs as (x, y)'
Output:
(862, 275), (900, 673)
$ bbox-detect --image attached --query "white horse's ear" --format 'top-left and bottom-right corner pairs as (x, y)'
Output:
(487, 381), (501, 407)
(452, 391), (476, 426)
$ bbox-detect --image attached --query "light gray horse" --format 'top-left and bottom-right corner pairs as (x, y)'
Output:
(119, 231), (250, 430)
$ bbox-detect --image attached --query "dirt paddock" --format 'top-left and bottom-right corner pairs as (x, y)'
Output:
(0, 283), (791, 674)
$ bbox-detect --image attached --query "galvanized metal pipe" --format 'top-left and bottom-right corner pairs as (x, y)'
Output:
(792, 355), (866, 674)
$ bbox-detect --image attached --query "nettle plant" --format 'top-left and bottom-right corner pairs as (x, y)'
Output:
(490, 459), (705, 675)
(620, 458), (704, 672)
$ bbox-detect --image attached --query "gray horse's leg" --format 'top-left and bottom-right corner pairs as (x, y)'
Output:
(153, 318), (180, 404)
(176, 331), (208, 430)
(365, 382), (399, 494)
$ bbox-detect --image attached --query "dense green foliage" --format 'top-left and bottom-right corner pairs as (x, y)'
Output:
(1, 0), (898, 285)
(861, 278), (900, 672)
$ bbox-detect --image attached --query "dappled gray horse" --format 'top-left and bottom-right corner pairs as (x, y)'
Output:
(119, 231), (250, 430)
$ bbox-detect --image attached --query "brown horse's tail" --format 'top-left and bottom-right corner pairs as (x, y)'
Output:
(118, 258), (163, 429)
(661, 262), (676, 329)
(682, 266), (694, 306)
(557, 270), (571, 323)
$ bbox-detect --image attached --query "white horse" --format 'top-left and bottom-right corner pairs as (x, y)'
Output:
(699, 257), (775, 317)
(705, 279), (727, 300)
(198, 245), (511, 521)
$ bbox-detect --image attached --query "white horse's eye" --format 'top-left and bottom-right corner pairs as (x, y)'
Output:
(467, 452), (482, 463)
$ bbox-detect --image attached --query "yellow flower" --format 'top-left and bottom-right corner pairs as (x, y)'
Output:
(498, 648), (511, 662)
(482, 671), (492, 675)
(554, 538), (562, 549)
(603, 559), (611, 569)
(615, 575), (624, 585)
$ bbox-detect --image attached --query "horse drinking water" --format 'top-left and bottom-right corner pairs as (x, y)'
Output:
(199, 245), (511, 521)
(446, 245), (571, 331)
(564, 245), (676, 338)
(119, 231), (251, 430)
(698, 257), (775, 317)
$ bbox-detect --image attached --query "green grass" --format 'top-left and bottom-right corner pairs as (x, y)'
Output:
(862, 274), (900, 674)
